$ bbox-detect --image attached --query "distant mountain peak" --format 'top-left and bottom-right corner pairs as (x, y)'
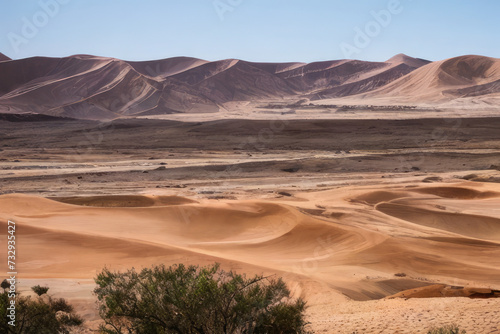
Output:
(386, 53), (430, 68)
(386, 53), (411, 61)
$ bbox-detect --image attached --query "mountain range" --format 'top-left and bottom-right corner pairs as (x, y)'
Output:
(0, 52), (499, 120)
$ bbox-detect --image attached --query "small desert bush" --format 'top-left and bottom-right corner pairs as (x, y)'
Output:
(427, 324), (466, 334)
(31, 285), (50, 296)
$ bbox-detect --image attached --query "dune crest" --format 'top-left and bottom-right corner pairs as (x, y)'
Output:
(385, 53), (431, 68)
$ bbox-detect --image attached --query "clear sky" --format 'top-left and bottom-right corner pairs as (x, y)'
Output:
(1, 0), (499, 63)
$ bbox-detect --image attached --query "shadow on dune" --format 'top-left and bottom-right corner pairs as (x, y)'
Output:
(50, 195), (198, 207)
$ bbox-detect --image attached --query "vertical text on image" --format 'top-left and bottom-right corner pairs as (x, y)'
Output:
(6, 220), (17, 327)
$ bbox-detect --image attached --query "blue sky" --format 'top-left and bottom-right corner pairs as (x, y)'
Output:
(1, 0), (499, 63)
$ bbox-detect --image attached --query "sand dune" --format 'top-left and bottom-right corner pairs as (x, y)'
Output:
(377, 202), (500, 241)
(2, 183), (500, 295)
(364, 55), (500, 102)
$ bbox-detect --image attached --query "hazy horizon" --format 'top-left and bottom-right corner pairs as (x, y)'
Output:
(3, 50), (500, 64)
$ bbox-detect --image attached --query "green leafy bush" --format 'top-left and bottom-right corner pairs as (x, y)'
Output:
(94, 263), (311, 334)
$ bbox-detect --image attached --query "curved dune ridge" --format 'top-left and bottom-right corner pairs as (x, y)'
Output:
(352, 186), (500, 204)
(352, 190), (415, 205)
(412, 186), (500, 199)
(49, 195), (198, 207)
(0, 195), (299, 246)
(1, 184), (500, 305)
(387, 284), (500, 299)
(352, 186), (500, 241)
(376, 202), (500, 242)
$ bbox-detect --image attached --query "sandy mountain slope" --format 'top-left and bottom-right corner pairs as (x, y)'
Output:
(309, 62), (418, 99)
(0, 53), (432, 120)
(286, 54), (429, 99)
(126, 56), (209, 79)
(244, 61), (307, 74)
(171, 59), (297, 103)
(284, 56), (423, 98)
(0, 55), (219, 119)
(386, 53), (431, 68)
(363, 55), (500, 102)
(0, 56), (64, 96)
(3, 53), (499, 120)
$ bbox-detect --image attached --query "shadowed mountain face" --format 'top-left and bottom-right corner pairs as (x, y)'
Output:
(0, 55), (219, 120)
(0, 53), (498, 120)
(0, 53), (11, 62)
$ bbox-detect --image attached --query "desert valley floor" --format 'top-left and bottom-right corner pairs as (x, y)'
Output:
(1, 112), (500, 333)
